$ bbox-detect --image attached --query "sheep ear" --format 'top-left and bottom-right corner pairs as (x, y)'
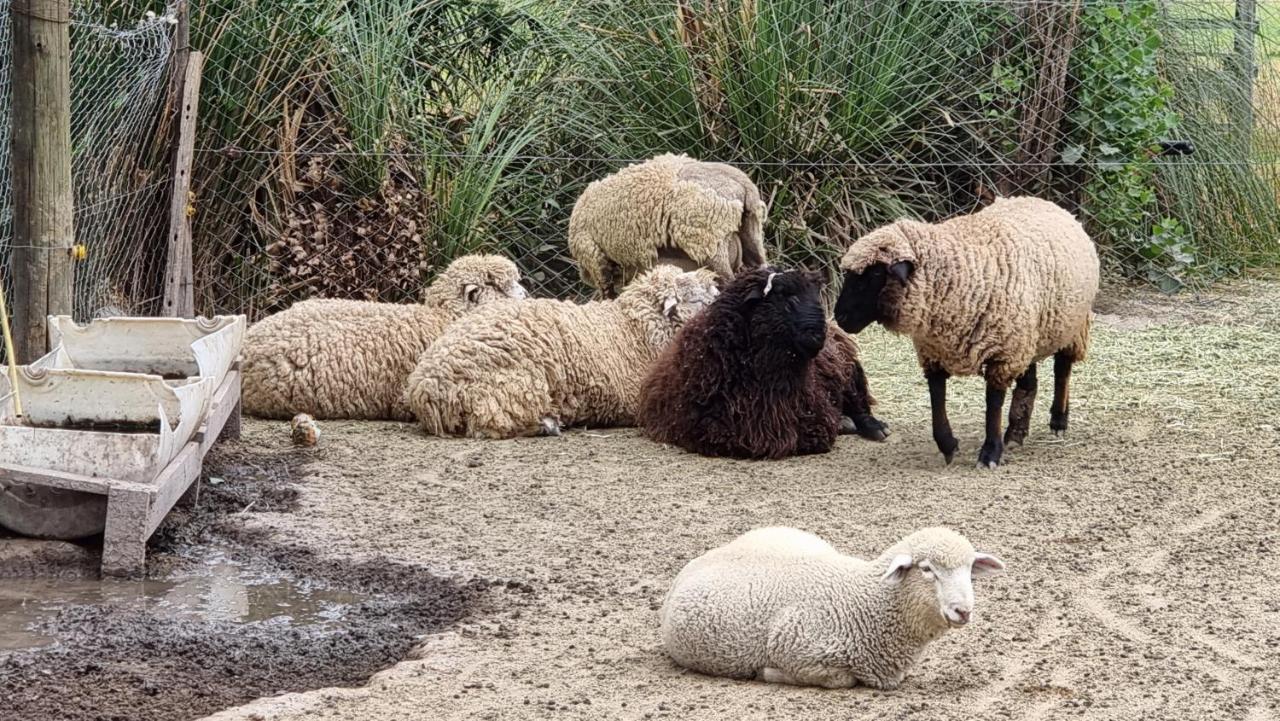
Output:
(663, 296), (679, 318)
(463, 284), (480, 303)
(972, 553), (1006, 577)
(887, 261), (914, 284)
(881, 554), (914, 583)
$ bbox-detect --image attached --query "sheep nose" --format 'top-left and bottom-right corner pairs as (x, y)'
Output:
(949, 607), (971, 625)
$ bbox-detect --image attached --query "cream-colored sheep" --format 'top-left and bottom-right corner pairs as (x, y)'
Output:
(568, 153), (768, 297)
(241, 254), (527, 421)
(833, 196), (1100, 468)
(660, 526), (1005, 689)
(404, 265), (720, 438)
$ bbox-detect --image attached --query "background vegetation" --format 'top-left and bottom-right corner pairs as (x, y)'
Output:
(77, 0), (1280, 315)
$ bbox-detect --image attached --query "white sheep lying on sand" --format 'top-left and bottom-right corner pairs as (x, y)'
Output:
(404, 265), (720, 439)
(568, 153), (768, 297)
(660, 526), (1005, 690)
(241, 254), (526, 421)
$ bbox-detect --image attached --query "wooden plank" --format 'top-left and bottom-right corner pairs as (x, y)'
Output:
(145, 441), (202, 535)
(0, 460), (113, 495)
(161, 50), (204, 318)
(9, 0), (74, 363)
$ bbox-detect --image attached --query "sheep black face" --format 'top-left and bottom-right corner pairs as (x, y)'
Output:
(745, 269), (828, 360)
(834, 261), (913, 334)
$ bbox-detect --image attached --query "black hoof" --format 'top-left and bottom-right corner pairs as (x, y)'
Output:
(853, 414), (890, 442)
(977, 438), (1004, 469)
(539, 417), (562, 437)
(1050, 412), (1069, 437)
(1003, 425), (1028, 448)
(936, 436), (959, 465)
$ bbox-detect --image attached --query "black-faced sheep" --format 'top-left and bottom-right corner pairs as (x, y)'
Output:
(403, 265), (720, 439)
(637, 267), (887, 460)
(568, 153), (768, 297)
(834, 196), (1099, 469)
(241, 254), (527, 421)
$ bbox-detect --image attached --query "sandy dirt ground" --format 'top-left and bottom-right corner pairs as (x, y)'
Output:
(13, 278), (1260, 721)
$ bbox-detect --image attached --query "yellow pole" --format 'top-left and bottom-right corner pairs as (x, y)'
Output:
(0, 280), (24, 418)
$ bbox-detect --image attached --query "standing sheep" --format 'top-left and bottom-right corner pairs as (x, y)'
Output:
(404, 265), (720, 439)
(660, 526), (1005, 689)
(568, 153), (768, 297)
(241, 254), (527, 421)
(833, 197), (1099, 469)
(637, 267), (887, 460)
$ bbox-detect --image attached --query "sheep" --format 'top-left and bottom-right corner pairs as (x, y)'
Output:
(659, 526), (1006, 690)
(568, 153), (768, 297)
(404, 265), (721, 439)
(636, 267), (887, 460)
(241, 254), (527, 421)
(833, 196), (1099, 469)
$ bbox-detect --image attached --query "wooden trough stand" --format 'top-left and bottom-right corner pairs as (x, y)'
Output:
(0, 315), (245, 577)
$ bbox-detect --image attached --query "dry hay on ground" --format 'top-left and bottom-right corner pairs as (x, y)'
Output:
(198, 281), (1280, 721)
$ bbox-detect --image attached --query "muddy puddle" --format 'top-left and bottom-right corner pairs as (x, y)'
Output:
(0, 443), (486, 721)
(0, 557), (364, 652)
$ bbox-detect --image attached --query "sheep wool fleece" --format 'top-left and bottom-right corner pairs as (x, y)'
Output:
(404, 266), (720, 438)
(240, 254), (525, 421)
(840, 196), (1099, 388)
(568, 153), (767, 293)
(660, 527), (981, 690)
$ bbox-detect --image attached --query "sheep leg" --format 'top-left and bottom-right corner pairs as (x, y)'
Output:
(843, 360), (888, 441)
(1050, 351), (1073, 437)
(926, 367), (959, 464)
(761, 664), (857, 689)
(978, 380), (1008, 470)
(1003, 362), (1038, 447)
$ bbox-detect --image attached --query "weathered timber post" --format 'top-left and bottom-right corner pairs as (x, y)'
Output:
(9, 0), (74, 362)
(162, 0), (199, 318)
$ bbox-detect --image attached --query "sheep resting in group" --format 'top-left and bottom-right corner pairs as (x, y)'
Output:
(568, 153), (769, 297)
(403, 265), (720, 439)
(241, 254), (527, 421)
(637, 267), (887, 460)
(660, 526), (1006, 689)
(834, 196), (1099, 469)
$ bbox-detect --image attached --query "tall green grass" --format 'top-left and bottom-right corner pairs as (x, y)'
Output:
(68, 0), (1280, 313)
(556, 0), (1005, 260)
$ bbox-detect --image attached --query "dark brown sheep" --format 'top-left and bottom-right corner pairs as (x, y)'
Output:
(637, 267), (888, 460)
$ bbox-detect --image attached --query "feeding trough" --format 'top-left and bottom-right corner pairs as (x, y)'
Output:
(0, 315), (245, 576)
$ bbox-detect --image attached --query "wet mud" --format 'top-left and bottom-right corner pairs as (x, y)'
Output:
(0, 444), (489, 721)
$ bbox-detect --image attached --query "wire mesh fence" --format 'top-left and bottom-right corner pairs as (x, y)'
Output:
(0, 0), (175, 344)
(3, 0), (1279, 330)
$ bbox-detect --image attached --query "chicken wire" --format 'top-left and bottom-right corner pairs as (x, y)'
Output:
(0, 1), (176, 357)
(6, 0), (1278, 327)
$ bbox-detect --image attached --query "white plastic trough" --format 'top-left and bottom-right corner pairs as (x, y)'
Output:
(0, 315), (245, 577)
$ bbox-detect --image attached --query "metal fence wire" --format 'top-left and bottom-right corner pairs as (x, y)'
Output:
(2, 0), (1279, 326)
(0, 1), (175, 336)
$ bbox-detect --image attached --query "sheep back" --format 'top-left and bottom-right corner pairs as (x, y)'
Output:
(405, 266), (719, 438)
(568, 154), (767, 295)
(240, 254), (525, 420)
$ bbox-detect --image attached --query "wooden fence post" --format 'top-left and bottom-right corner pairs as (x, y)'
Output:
(1233, 0), (1258, 155)
(161, 53), (202, 318)
(162, 0), (200, 318)
(9, 0), (74, 362)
